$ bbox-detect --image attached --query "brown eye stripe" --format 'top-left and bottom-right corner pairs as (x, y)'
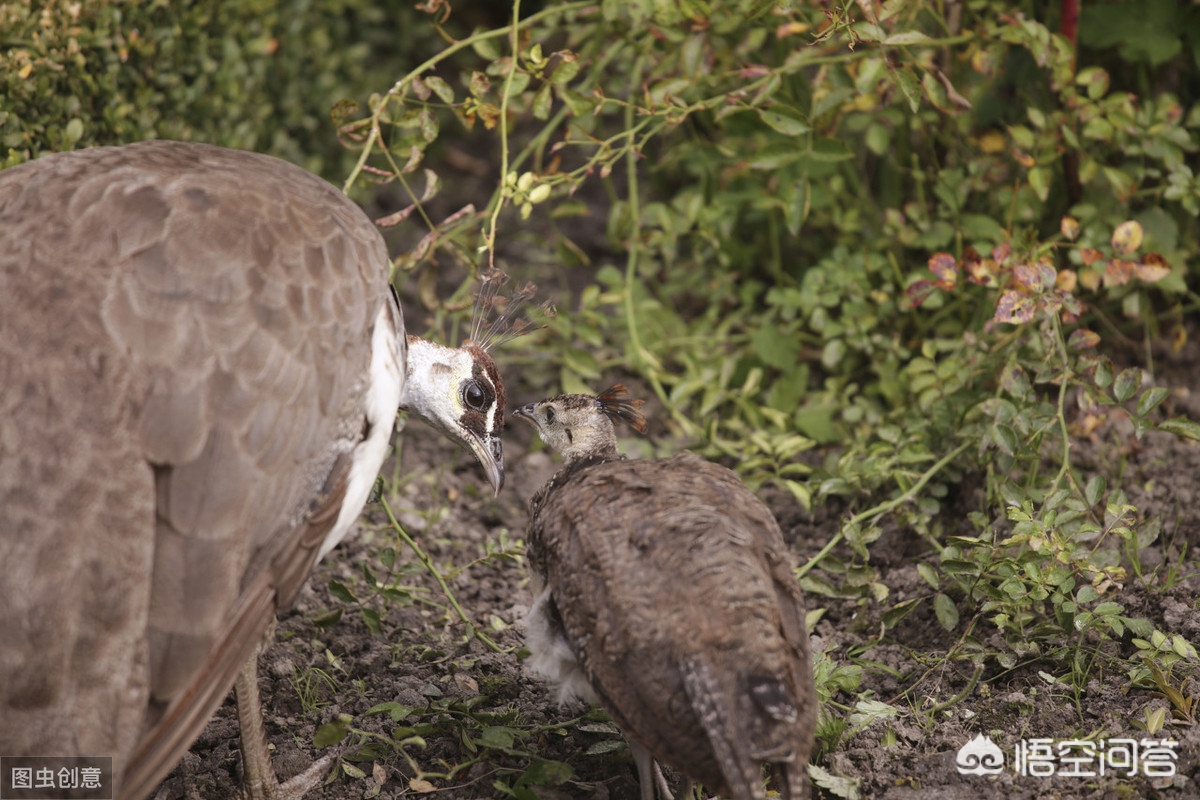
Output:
(465, 343), (504, 429)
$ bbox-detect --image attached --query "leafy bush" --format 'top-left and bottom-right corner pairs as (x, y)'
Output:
(341, 0), (1199, 704)
(0, 0), (426, 175)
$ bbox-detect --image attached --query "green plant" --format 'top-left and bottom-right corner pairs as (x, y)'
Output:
(317, 493), (519, 652)
(313, 694), (588, 798)
(0, 0), (430, 176)
(291, 662), (341, 716)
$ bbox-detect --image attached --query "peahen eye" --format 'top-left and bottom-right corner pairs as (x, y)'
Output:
(545, 406), (556, 424)
(462, 380), (487, 411)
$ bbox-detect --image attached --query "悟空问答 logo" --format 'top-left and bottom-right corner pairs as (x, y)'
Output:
(956, 734), (1005, 775)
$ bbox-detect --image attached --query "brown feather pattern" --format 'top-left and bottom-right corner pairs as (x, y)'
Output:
(527, 451), (815, 800)
(0, 141), (397, 798)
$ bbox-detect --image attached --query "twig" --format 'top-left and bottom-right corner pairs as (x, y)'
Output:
(381, 496), (505, 653)
(797, 441), (971, 578)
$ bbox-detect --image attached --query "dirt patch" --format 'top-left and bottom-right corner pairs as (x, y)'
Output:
(151, 370), (1200, 800)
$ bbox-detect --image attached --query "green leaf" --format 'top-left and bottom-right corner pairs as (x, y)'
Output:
(883, 31), (933, 46)
(847, 699), (899, 733)
(999, 362), (1031, 398)
(1068, 329), (1101, 350)
(469, 70), (491, 99)
(64, 117), (84, 144)
(328, 580), (356, 604)
(1125, 617), (1154, 638)
(361, 607), (382, 636)
(419, 108), (439, 142)
(991, 423), (1018, 456)
(559, 89), (594, 117)
(424, 75), (455, 104)
(754, 109), (808, 139)
(921, 70), (947, 110)
(1144, 706), (1167, 735)
(1076, 67), (1110, 100)
(794, 402), (838, 445)
(314, 716), (352, 748)
(366, 701), (419, 721)
(882, 598), (921, 628)
(893, 67), (922, 113)
(1172, 636), (1197, 659)
(934, 593), (959, 631)
(311, 608), (342, 628)
(753, 324), (796, 369)
(1136, 386), (1169, 417)
(1028, 166), (1051, 202)
(518, 759), (574, 787)
(476, 726), (517, 750)
(1113, 368), (1141, 402)
(821, 339), (846, 369)
(1103, 166), (1137, 201)
(961, 213), (1005, 242)
(785, 479), (812, 512)
(1009, 125), (1035, 150)
(585, 739), (626, 755)
(807, 136), (854, 163)
(562, 346), (600, 379)
(784, 179), (810, 235)
(1085, 475), (1106, 507)
(748, 142), (802, 170)
(1157, 417), (1200, 440)
(532, 84), (553, 121)
(505, 71), (531, 97)
(808, 764), (861, 798)
(549, 52), (582, 85)
(917, 562), (939, 590)
(471, 31), (502, 60)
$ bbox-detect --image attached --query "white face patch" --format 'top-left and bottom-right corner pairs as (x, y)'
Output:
(397, 338), (505, 493)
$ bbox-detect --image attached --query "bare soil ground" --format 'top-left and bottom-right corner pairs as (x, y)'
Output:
(153, 336), (1200, 800)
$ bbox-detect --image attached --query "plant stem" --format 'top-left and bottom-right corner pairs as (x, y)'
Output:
(797, 441), (971, 578)
(381, 496), (505, 653)
(341, 0), (592, 194)
(929, 662), (984, 714)
(483, 0), (522, 268)
(620, 55), (701, 438)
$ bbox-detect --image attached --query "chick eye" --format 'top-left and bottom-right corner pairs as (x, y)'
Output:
(544, 406), (556, 424)
(462, 380), (488, 411)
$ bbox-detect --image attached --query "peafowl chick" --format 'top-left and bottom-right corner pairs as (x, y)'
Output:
(514, 386), (816, 800)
